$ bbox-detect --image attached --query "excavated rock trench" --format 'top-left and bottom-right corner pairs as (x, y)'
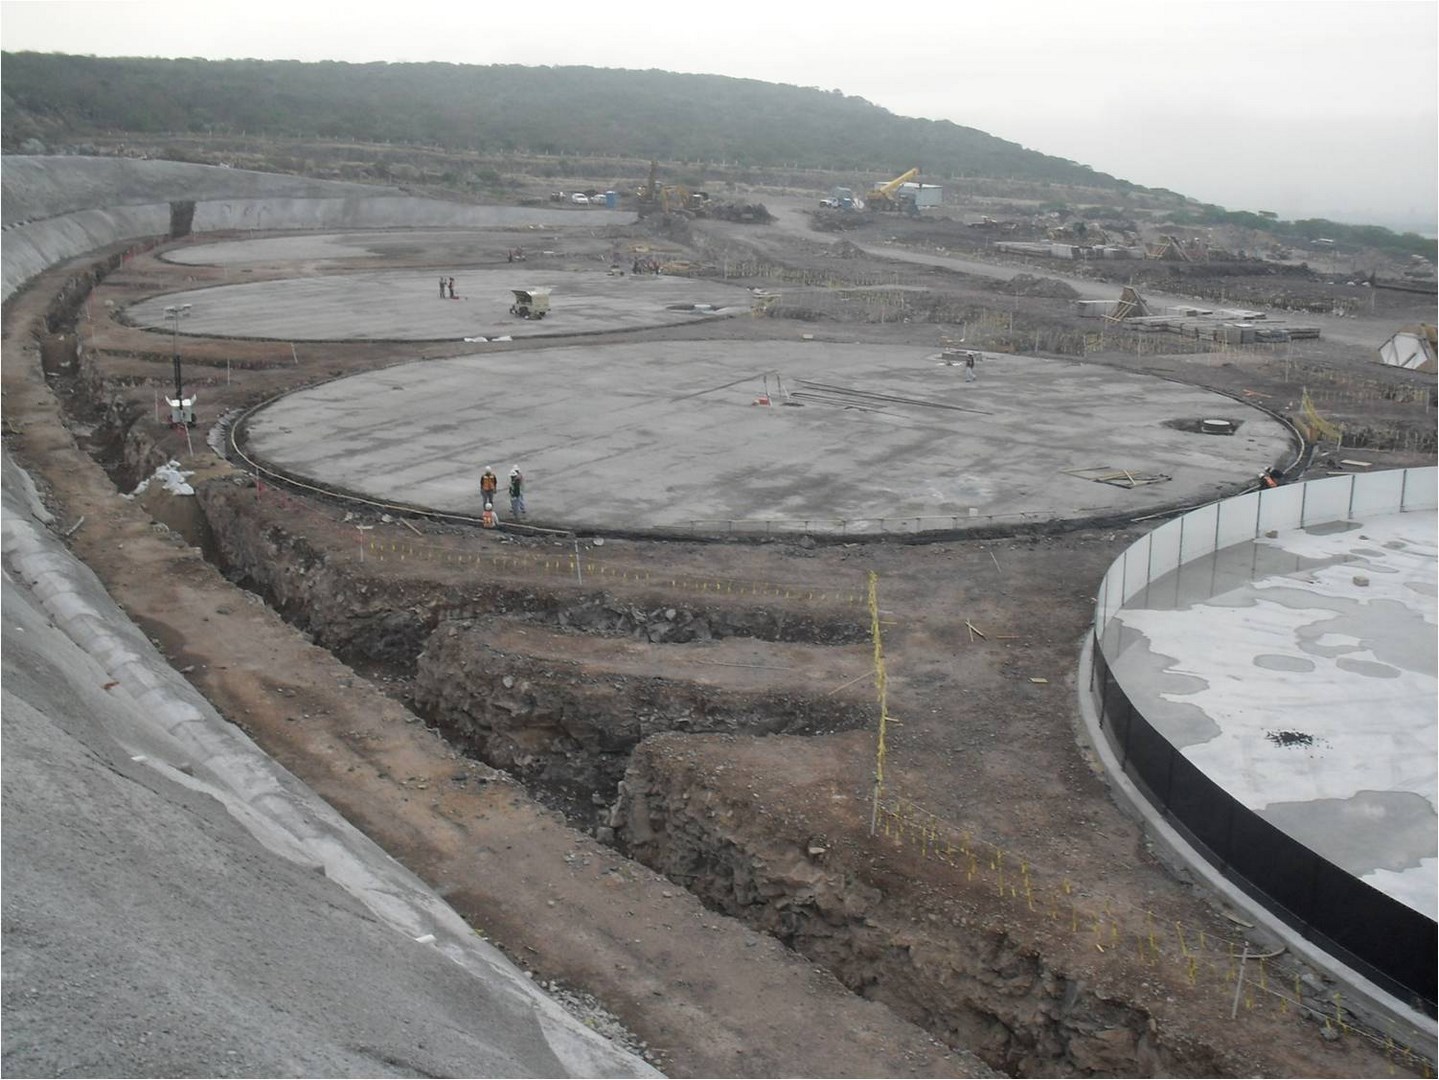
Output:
(413, 621), (871, 828)
(40, 254), (1245, 1079)
(189, 484), (1205, 1076)
(617, 741), (1223, 1078)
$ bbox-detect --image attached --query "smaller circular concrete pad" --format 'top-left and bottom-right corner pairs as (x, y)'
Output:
(128, 270), (751, 342)
(164, 232), (461, 266)
(240, 341), (1294, 533)
(161, 224), (628, 268)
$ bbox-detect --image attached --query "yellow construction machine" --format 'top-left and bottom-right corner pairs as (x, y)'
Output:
(661, 184), (705, 213)
(865, 168), (920, 211)
(636, 160), (708, 215)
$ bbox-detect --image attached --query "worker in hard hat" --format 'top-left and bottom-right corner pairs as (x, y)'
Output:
(480, 466), (499, 507)
(481, 502), (497, 529)
(508, 466), (526, 518)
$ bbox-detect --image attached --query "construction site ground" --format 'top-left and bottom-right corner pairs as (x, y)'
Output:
(5, 193), (1436, 1078)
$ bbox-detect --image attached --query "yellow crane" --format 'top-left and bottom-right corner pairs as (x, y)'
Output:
(866, 167), (920, 211)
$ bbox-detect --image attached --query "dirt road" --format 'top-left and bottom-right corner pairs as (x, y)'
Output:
(757, 195), (1401, 351)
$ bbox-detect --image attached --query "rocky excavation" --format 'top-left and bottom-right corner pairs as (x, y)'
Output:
(6, 174), (1434, 1078)
(127, 464), (1300, 1077)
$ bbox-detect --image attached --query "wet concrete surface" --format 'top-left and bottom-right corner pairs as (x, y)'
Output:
(1105, 509), (1438, 917)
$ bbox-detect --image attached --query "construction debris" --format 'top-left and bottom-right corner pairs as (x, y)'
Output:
(1377, 324), (1437, 371)
(1109, 286), (1152, 321)
(1077, 286), (1321, 341)
(1062, 466), (1172, 488)
(1147, 234), (1203, 262)
(1004, 273), (1080, 299)
(994, 240), (1146, 260)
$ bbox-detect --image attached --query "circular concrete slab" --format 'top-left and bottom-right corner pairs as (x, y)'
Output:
(237, 341), (1295, 535)
(127, 270), (751, 342)
(161, 226), (625, 268)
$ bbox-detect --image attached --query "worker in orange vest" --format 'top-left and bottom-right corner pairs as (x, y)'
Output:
(480, 466), (499, 506)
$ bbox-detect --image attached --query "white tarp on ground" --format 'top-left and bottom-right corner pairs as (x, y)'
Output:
(1378, 325), (1438, 372)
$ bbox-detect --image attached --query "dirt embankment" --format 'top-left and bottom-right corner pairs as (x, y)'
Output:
(414, 622), (873, 828)
(181, 475), (1404, 1079)
(191, 475), (1205, 1078)
(618, 737), (1234, 1078)
(196, 481), (874, 821)
(196, 490), (1198, 1076)
(196, 481), (868, 662)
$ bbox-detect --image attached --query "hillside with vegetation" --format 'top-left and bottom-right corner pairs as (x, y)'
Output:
(2, 51), (1431, 263)
(1, 52), (1136, 187)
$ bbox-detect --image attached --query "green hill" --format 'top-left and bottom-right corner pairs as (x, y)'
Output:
(1, 52), (1139, 190)
(5, 51), (1431, 262)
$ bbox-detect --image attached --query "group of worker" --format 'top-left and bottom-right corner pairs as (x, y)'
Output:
(479, 465), (525, 528)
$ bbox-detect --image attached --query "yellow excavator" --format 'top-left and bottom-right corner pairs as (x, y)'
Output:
(637, 160), (707, 215)
(865, 168), (920, 211)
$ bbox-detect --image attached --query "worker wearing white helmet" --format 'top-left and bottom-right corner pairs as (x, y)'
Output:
(508, 466), (526, 517)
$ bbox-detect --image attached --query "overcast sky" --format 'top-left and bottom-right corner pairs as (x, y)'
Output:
(2, 0), (1435, 230)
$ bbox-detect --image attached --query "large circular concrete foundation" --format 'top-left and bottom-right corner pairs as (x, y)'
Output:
(236, 339), (1295, 534)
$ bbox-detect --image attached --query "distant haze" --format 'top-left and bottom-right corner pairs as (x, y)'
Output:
(1, 0), (1434, 231)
